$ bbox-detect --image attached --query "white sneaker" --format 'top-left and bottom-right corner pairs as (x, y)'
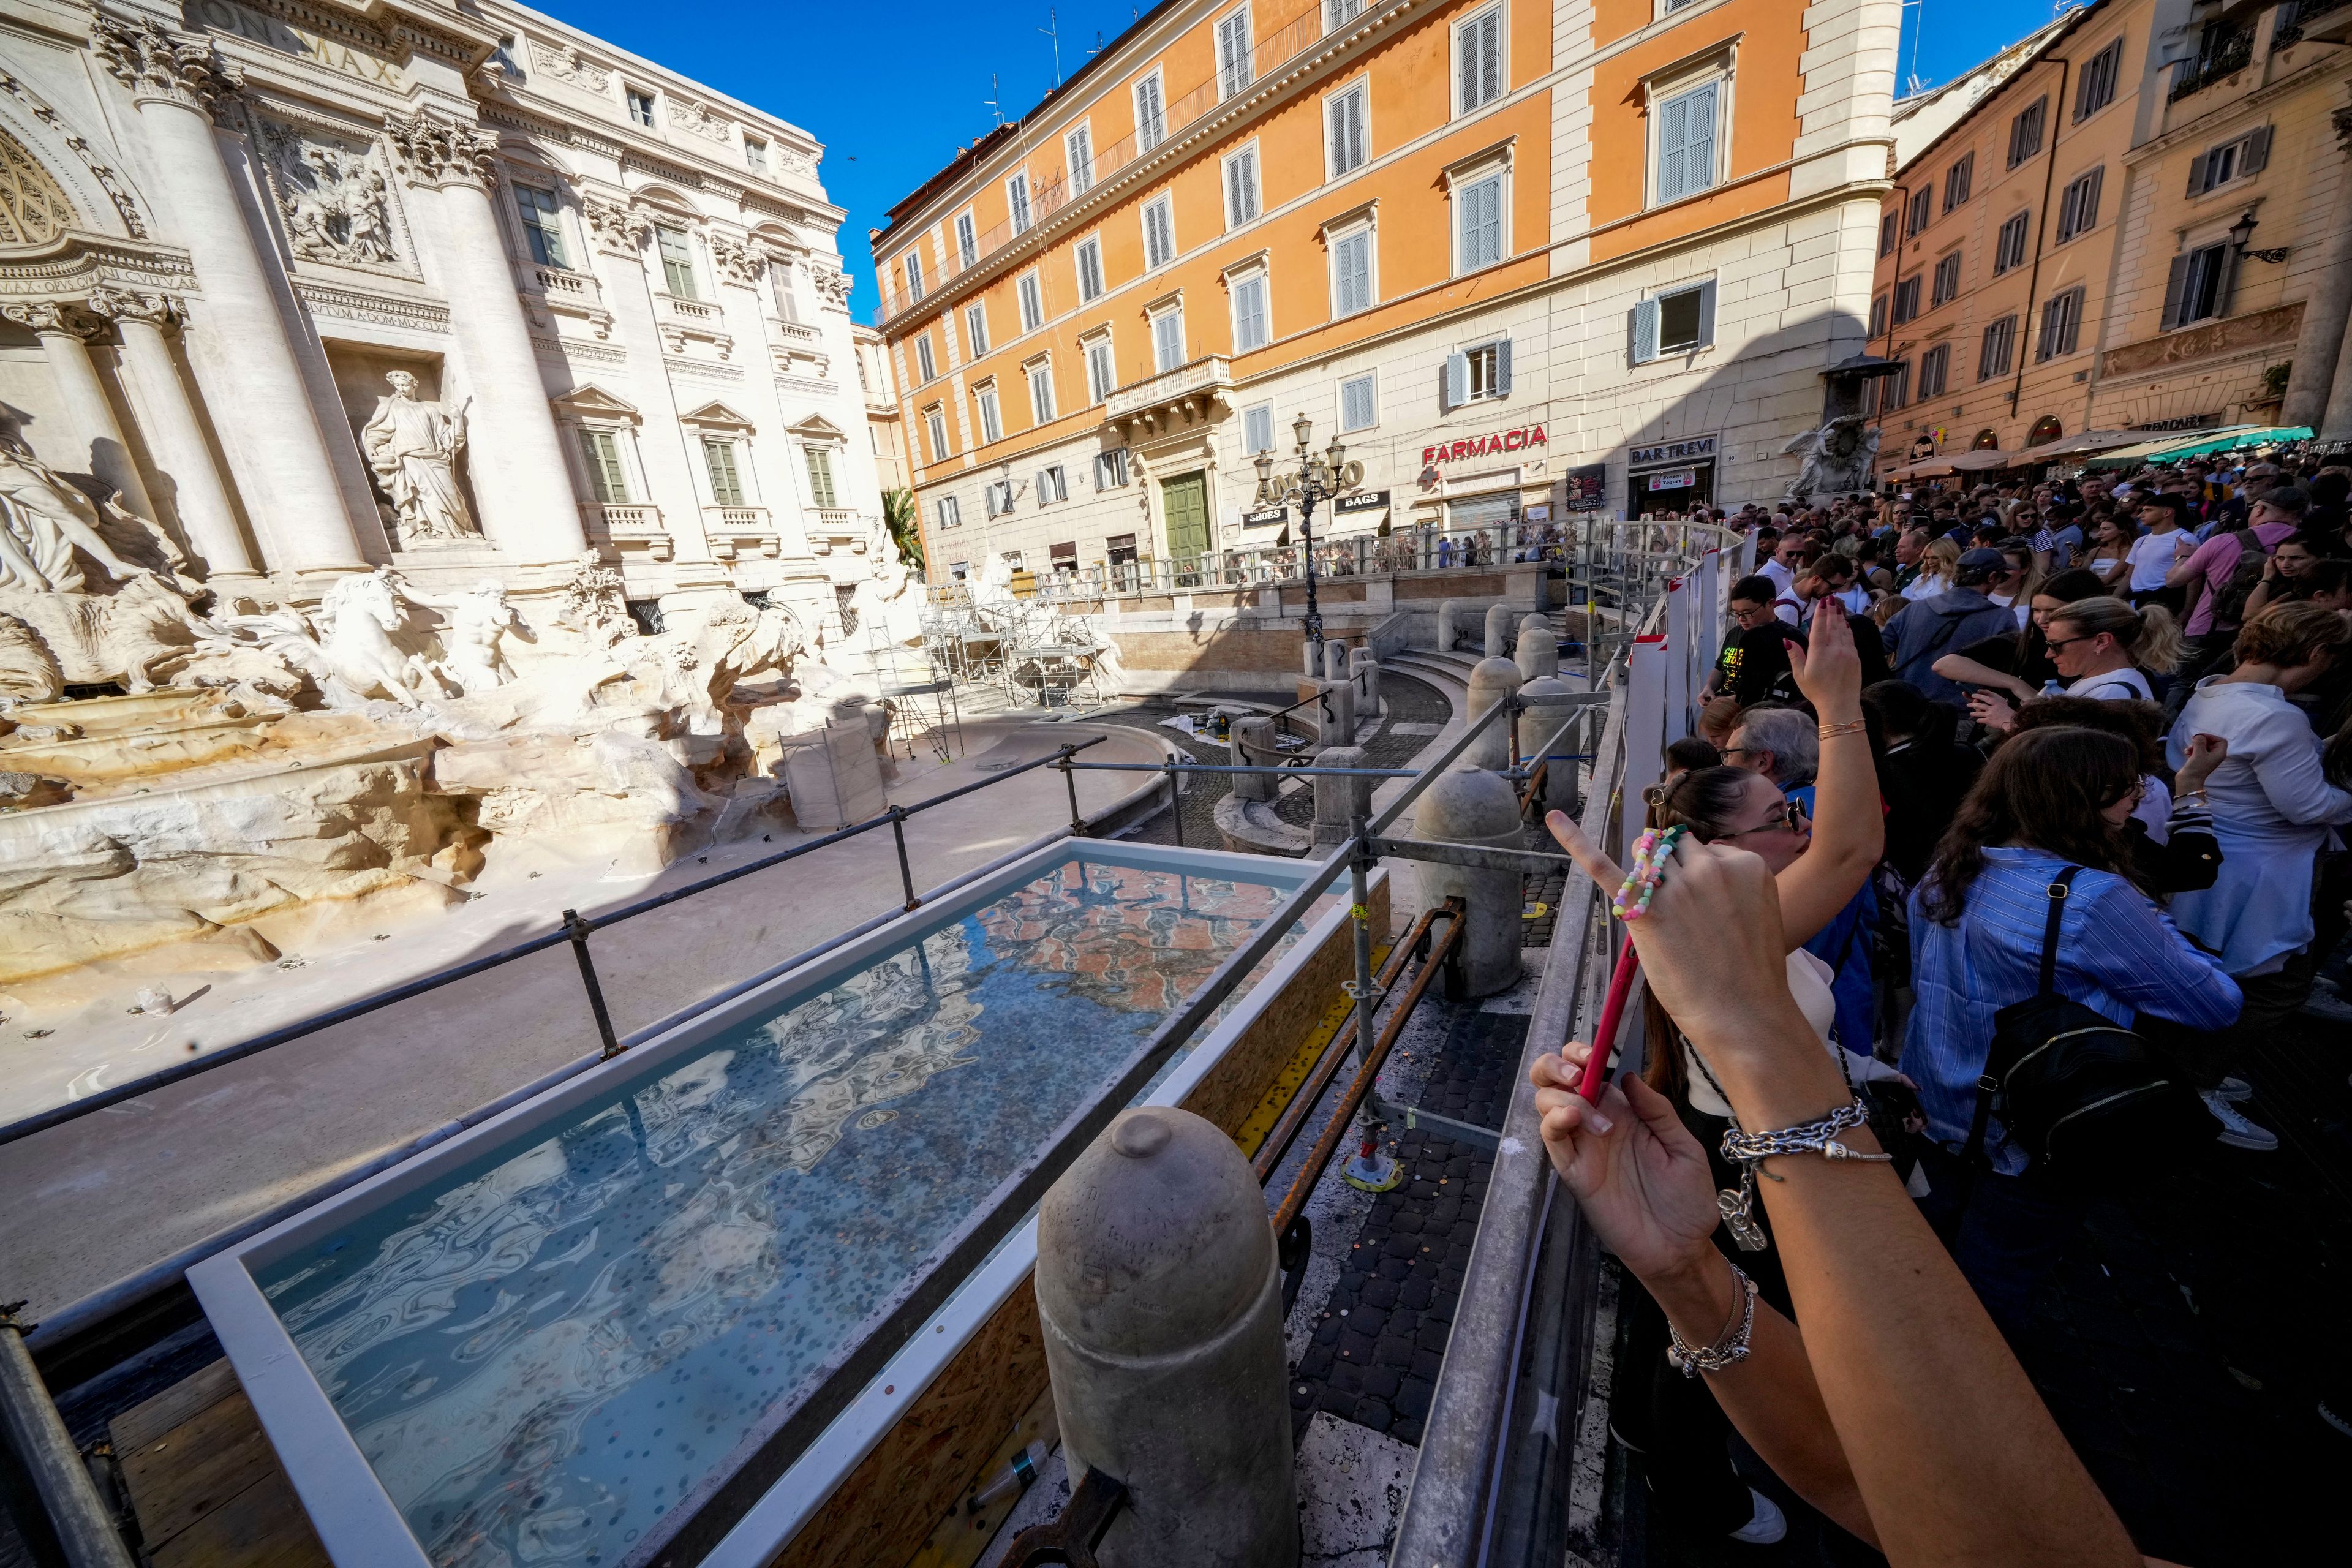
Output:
(1728, 1488), (1788, 1545)
(2217, 1076), (2253, 1104)
(2202, 1090), (2279, 1152)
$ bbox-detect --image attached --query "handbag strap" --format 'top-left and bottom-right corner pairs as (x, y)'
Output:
(1961, 865), (2081, 1170)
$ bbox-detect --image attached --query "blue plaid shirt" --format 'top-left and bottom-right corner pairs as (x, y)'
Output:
(1900, 848), (2241, 1173)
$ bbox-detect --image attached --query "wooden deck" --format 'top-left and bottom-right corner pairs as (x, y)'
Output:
(110, 1359), (327, 1568)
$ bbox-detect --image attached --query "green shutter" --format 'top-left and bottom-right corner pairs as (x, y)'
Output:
(580, 430), (628, 503)
(703, 437), (744, 506)
(805, 447), (837, 507)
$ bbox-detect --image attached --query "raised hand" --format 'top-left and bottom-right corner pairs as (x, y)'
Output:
(1785, 595), (1861, 717)
(2177, 731), (2227, 795)
(1531, 1044), (1722, 1279)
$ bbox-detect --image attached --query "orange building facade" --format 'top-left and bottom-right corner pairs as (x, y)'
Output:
(871, 0), (1902, 584)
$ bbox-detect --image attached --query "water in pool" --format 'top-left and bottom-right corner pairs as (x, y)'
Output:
(255, 859), (1292, 1568)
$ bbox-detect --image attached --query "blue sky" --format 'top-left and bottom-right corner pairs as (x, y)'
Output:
(537, 0), (2073, 311)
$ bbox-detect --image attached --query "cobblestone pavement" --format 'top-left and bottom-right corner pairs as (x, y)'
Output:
(1084, 673), (1450, 848)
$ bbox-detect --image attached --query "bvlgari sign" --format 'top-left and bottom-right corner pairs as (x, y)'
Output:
(1422, 426), (1546, 466)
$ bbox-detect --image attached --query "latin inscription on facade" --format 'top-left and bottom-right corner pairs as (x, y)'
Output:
(192, 0), (407, 89)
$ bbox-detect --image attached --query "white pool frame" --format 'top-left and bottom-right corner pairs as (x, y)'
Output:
(189, 839), (1345, 1568)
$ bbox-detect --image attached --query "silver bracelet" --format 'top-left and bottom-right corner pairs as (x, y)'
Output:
(1714, 1099), (1892, 1250)
(1666, 1257), (1759, 1378)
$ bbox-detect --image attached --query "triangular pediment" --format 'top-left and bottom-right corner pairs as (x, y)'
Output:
(549, 383), (641, 420)
(785, 412), (846, 440)
(679, 399), (758, 431)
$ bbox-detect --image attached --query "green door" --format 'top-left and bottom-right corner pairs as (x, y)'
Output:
(1161, 470), (1210, 570)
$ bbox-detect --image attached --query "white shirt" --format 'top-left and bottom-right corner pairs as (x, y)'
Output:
(2125, 529), (2184, 592)
(1760, 558), (1798, 598)
(2167, 679), (2352, 974)
(2048, 666), (2154, 702)
(1901, 570), (1950, 601)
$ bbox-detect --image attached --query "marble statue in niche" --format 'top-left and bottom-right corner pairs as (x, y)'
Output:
(361, 371), (478, 542)
(260, 122), (398, 267)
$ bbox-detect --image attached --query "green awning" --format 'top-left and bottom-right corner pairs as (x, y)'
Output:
(2084, 425), (2313, 467)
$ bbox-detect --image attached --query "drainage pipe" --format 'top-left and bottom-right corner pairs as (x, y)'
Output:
(0, 1306), (136, 1568)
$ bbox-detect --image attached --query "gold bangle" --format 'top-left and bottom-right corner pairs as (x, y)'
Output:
(1817, 718), (1869, 741)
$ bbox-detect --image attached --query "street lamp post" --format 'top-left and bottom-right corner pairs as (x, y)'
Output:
(1254, 412), (1363, 660)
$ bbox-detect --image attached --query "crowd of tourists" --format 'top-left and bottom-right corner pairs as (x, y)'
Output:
(1526, 451), (2352, 1559)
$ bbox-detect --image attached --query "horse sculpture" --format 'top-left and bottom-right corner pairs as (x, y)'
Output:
(315, 569), (438, 706)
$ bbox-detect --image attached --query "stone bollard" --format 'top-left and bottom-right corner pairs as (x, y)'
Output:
(1515, 614), (1559, 683)
(1229, 715), (1276, 802)
(1311, 677), (1356, 747)
(1517, 676), (1580, 816)
(1483, 601), (1515, 659)
(1323, 639), (1349, 680)
(1437, 598), (1468, 652)
(1410, 765), (1525, 995)
(1464, 655), (1523, 771)
(1038, 1107), (1298, 1568)
(1349, 646), (1382, 718)
(1312, 743), (1372, 848)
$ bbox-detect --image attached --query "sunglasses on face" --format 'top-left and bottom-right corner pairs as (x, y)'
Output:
(2043, 633), (2103, 654)
(1711, 794), (1807, 837)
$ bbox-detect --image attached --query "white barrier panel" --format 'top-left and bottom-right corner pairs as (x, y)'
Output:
(1697, 549), (1723, 690)
(1621, 636), (1668, 856)
(1662, 579), (1692, 745)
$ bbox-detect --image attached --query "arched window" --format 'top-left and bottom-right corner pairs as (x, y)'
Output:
(1972, 428), (2002, 450)
(2026, 415), (2064, 447)
(0, 130), (75, 246)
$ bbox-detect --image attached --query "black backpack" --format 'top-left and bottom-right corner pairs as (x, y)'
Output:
(2209, 526), (2269, 628)
(1966, 869), (2215, 1174)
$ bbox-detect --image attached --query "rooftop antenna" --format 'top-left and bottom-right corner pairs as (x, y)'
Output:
(983, 73), (1003, 125)
(1088, 29), (1106, 59)
(1902, 0), (1927, 93)
(1039, 8), (1062, 86)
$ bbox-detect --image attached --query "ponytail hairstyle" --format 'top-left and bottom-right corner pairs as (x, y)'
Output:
(2046, 595), (2184, 673)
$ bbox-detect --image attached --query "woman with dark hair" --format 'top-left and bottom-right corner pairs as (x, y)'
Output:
(1902, 728), (2241, 1340)
(2003, 696), (2225, 895)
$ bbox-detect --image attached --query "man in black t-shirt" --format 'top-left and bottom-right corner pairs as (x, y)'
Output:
(1708, 573), (1807, 707)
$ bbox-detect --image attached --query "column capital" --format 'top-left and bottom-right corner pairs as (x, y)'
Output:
(582, 195), (650, 257)
(709, 233), (766, 288)
(86, 287), (186, 328)
(91, 15), (243, 111)
(0, 300), (100, 337)
(810, 265), (853, 311)
(385, 108), (498, 192)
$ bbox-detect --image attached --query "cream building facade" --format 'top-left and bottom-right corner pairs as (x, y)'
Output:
(870, 0), (1905, 590)
(0, 0), (889, 636)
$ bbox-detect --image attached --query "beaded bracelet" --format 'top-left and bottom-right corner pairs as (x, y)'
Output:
(1610, 824), (1687, 921)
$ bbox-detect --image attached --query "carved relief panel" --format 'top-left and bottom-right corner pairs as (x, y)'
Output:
(253, 118), (414, 277)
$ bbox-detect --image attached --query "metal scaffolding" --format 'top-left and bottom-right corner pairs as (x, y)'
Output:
(917, 581), (1115, 709)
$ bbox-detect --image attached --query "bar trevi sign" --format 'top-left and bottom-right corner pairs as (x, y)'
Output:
(192, 0), (408, 88)
(1628, 434), (1717, 468)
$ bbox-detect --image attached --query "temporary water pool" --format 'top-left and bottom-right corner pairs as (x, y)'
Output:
(190, 840), (1345, 1568)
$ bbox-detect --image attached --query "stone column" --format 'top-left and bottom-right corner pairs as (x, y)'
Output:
(0, 301), (157, 522)
(2286, 107), (2352, 432)
(385, 109), (586, 565)
(90, 15), (369, 575)
(88, 289), (257, 582)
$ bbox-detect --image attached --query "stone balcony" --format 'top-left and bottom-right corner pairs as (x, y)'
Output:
(657, 292), (733, 358)
(518, 263), (613, 339)
(581, 501), (671, 559)
(706, 504), (779, 559)
(1105, 355), (1231, 441)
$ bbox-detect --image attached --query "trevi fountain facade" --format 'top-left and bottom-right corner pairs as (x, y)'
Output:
(0, 1), (922, 996)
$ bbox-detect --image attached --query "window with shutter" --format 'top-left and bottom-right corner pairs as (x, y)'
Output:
(1136, 74), (1167, 151)
(804, 447), (837, 508)
(1218, 8), (1253, 97)
(1880, 213), (1899, 257)
(1654, 81), (1717, 204)
(1328, 83), (1368, 176)
(1631, 298), (1660, 364)
(1008, 173), (1032, 235)
(1869, 293), (1888, 338)
(1978, 315), (2016, 380)
(916, 335), (936, 382)
(1225, 146), (1261, 228)
(1018, 273), (1044, 333)
(1340, 374), (1377, 431)
(2008, 98), (2046, 167)
(1918, 344), (1949, 399)
(956, 212), (978, 268)
(1332, 228), (1372, 315)
(1932, 251), (1962, 306)
(1077, 237), (1105, 301)
(2075, 39), (2122, 121)
(1942, 154), (1973, 212)
(1066, 126), (1094, 195)
(516, 186), (568, 268)
(976, 384), (1003, 443)
(1457, 173), (1503, 272)
(1994, 211), (2029, 273)
(1086, 337), (1116, 402)
(1456, 7), (1503, 115)
(1442, 351), (1468, 412)
(580, 430), (630, 503)
(1232, 273), (1269, 352)
(1096, 448), (1131, 489)
(1244, 403), (1273, 454)
(965, 303), (989, 357)
(1144, 196), (1175, 269)
(924, 408), (949, 462)
(2168, 243), (2234, 328)
(905, 251), (925, 302)
(1028, 361), (1056, 423)
(1893, 276), (1921, 325)
(937, 495), (962, 530)
(703, 438), (744, 506)
(1907, 187), (1932, 236)
(2057, 167), (2101, 241)
(1152, 308), (1185, 371)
